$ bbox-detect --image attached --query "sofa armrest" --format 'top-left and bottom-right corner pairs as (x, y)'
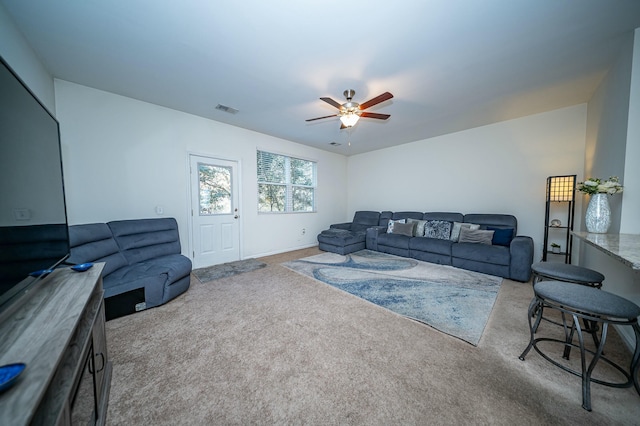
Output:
(330, 222), (353, 230)
(366, 226), (387, 251)
(509, 236), (534, 282)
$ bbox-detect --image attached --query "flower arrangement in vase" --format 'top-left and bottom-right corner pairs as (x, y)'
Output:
(577, 176), (623, 233)
(577, 176), (623, 195)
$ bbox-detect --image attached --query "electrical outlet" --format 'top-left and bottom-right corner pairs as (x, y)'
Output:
(13, 209), (31, 220)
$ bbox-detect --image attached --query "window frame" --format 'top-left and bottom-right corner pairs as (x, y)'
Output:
(257, 149), (317, 214)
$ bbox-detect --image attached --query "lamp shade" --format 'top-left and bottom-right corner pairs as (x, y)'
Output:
(339, 112), (359, 128)
(547, 175), (575, 202)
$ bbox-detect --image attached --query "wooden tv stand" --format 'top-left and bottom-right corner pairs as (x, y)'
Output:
(0, 263), (111, 425)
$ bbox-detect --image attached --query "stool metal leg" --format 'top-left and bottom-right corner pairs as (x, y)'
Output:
(519, 297), (542, 361)
(563, 317), (602, 361)
(572, 314), (592, 411)
(632, 323), (640, 397)
(581, 321), (609, 411)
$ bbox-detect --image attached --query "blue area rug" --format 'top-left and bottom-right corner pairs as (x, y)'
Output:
(283, 250), (503, 345)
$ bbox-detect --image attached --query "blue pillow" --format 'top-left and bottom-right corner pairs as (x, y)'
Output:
(487, 227), (514, 246)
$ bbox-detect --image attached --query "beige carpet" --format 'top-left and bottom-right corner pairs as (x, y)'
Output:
(105, 247), (640, 425)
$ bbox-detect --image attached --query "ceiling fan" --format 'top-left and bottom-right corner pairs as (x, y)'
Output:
(306, 89), (393, 129)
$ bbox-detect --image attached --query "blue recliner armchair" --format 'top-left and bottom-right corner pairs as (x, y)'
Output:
(68, 217), (192, 318)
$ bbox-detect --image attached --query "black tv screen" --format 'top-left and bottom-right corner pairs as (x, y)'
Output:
(0, 56), (69, 313)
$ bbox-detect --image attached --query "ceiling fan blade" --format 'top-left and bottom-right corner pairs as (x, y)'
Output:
(359, 92), (394, 110)
(359, 112), (391, 120)
(305, 114), (338, 122)
(320, 97), (343, 109)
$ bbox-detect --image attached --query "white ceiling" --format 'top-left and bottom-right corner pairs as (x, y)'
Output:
(3, 1), (640, 156)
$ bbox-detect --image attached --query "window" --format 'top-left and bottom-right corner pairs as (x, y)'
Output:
(257, 150), (316, 213)
(198, 163), (232, 215)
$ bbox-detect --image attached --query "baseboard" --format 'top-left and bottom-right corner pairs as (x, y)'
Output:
(614, 323), (637, 353)
(249, 243), (318, 260)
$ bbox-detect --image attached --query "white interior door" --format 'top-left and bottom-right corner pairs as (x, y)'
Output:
(189, 155), (240, 268)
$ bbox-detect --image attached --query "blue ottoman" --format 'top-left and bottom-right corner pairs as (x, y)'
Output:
(317, 228), (366, 255)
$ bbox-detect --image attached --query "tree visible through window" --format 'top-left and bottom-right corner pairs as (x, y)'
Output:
(257, 150), (316, 213)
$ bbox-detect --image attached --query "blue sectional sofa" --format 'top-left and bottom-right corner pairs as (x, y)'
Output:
(68, 217), (192, 317)
(319, 211), (534, 282)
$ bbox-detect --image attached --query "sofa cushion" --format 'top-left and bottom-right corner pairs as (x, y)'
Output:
(452, 243), (510, 266)
(409, 237), (453, 256)
(377, 233), (411, 249)
(68, 223), (128, 276)
(109, 218), (182, 265)
(424, 220), (452, 240)
(350, 211), (381, 232)
(392, 212), (424, 221)
(423, 212), (464, 223)
(464, 214), (518, 235)
(487, 226), (514, 246)
(103, 253), (191, 301)
(379, 211), (394, 227)
(458, 228), (494, 245)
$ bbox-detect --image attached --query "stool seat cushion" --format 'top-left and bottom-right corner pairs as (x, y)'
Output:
(534, 281), (640, 319)
(532, 262), (604, 284)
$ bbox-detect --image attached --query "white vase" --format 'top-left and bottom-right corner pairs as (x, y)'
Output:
(585, 193), (611, 233)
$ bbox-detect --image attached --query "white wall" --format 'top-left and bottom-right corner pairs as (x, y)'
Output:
(583, 32), (633, 234)
(621, 27), (640, 234)
(347, 105), (587, 261)
(54, 80), (348, 259)
(0, 3), (55, 114)
(581, 28), (639, 349)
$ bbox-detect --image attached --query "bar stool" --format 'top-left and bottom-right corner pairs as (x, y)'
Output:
(531, 262), (605, 352)
(519, 280), (640, 411)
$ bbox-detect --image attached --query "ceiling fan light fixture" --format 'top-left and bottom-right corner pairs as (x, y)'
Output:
(339, 112), (360, 128)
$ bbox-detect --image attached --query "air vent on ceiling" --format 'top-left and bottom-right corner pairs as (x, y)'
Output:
(329, 142), (342, 146)
(215, 104), (239, 114)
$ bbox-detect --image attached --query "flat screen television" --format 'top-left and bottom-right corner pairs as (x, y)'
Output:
(0, 55), (70, 315)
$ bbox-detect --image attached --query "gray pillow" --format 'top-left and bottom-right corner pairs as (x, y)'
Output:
(390, 221), (415, 236)
(450, 222), (480, 242)
(458, 227), (494, 245)
(424, 220), (452, 240)
(387, 218), (406, 233)
(406, 218), (427, 237)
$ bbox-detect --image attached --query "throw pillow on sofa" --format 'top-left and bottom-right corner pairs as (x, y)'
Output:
(387, 219), (406, 233)
(487, 226), (515, 246)
(406, 218), (427, 237)
(390, 221), (415, 236)
(458, 227), (494, 245)
(424, 220), (452, 240)
(450, 222), (480, 242)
